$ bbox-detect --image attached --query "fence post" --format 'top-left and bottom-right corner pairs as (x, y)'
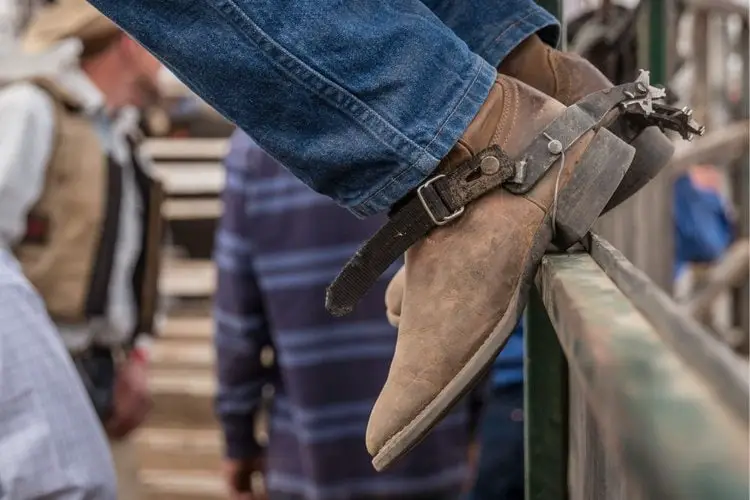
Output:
(731, 17), (749, 350)
(525, 286), (569, 500)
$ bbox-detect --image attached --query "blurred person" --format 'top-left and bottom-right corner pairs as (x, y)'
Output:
(214, 130), (471, 500)
(0, 0), (166, 496)
(465, 321), (525, 500)
(674, 164), (734, 279)
(0, 247), (117, 499)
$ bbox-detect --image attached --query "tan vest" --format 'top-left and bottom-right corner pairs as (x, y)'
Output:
(14, 79), (165, 338)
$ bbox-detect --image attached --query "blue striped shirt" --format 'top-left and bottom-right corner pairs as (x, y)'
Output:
(491, 320), (524, 389)
(214, 131), (470, 500)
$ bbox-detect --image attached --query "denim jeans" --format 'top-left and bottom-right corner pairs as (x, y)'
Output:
(89, 0), (558, 216)
(467, 382), (525, 500)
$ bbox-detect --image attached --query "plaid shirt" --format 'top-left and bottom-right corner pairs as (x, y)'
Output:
(0, 249), (116, 499)
(214, 131), (470, 500)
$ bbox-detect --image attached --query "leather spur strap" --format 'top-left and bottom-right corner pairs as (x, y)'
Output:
(325, 146), (515, 316)
(505, 79), (645, 194)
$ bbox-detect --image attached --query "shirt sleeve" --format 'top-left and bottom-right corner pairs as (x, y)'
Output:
(0, 255), (118, 499)
(213, 157), (274, 460)
(0, 83), (55, 248)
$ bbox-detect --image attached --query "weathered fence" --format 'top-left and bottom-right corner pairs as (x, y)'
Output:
(526, 1), (749, 498)
(525, 234), (749, 500)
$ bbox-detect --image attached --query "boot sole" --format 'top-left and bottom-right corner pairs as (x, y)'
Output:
(372, 127), (636, 471)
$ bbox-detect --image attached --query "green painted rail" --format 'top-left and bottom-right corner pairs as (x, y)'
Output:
(525, 2), (748, 498)
(526, 236), (750, 500)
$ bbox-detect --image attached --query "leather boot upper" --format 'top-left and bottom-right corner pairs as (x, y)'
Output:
(366, 75), (595, 456)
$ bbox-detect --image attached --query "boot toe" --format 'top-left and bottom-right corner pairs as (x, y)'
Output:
(365, 371), (438, 457)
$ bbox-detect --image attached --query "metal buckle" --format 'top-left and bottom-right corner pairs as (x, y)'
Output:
(416, 174), (465, 226)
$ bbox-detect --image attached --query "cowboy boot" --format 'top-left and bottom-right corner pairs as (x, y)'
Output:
(499, 34), (674, 212)
(381, 37), (678, 328)
(340, 75), (636, 470)
(386, 35), (674, 326)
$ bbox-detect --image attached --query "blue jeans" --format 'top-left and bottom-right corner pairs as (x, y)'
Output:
(90, 0), (558, 216)
(468, 383), (525, 500)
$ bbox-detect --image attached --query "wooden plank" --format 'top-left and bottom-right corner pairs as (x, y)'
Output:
(142, 139), (228, 160)
(160, 259), (216, 298)
(670, 120), (749, 174)
(684, 239), (750, 318)
(135, 427), (222, 473)
(594, 167), (674, 292)
(141, 470), (225, 500)
(585, 233), (749, 423)
(163, 199), (222, 221)
(536, 252), (749, 500)
(150, 342), (215, 370)
(148, 369), (216, 428)
(525, 288), (568, 500)
(152, 162), (223, 171)
(161, 316), (213, 340)
(731, 21), (749, 354)
(681, 0), (750, 17)
(691, 9), (710, 127)
(154, 163), (224, 195)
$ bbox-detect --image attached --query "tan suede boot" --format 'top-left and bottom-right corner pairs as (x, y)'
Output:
(356, 75), (635, 470)
(499, 34), (674, 212)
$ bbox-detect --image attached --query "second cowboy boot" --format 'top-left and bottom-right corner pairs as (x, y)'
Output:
(327, 75), (637, 471)
(498, 34), (674, 212)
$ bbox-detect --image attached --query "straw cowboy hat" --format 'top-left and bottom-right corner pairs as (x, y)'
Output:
(22, 0), (120, 55)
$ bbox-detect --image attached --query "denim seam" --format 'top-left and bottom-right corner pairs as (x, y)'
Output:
(354, 58), (495, 216)
(211, 0), (440, 177)
(352, 57), (490, 215)
(477, 8), (561, 67)
(420, 56), (485, 160)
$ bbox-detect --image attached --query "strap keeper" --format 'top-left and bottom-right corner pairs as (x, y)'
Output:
(416, 174), (465, 226)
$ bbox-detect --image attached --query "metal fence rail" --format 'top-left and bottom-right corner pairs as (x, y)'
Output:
(524, 234), (749, 500)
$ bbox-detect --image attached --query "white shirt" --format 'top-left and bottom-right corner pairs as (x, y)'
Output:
(0, 248), (117, 499)
(0, 70), (143, 351)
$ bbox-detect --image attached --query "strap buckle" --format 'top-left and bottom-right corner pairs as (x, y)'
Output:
(416, 174), (465, 226)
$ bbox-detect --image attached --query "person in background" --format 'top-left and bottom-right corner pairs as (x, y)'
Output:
(465, 321), (525, 500)
(674, 164), (734, 279)
(214, 130), (471, 500)
(0, 0), (166, 496)
(0, 247), (117, 499)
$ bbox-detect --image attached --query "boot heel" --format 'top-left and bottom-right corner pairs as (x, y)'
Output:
(553, 127), (635, 248)
(603, 125), (675, 212)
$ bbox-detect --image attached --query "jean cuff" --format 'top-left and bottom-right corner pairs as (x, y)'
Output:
(349, 56), (497, 218)
(476, 5), (561, 68)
